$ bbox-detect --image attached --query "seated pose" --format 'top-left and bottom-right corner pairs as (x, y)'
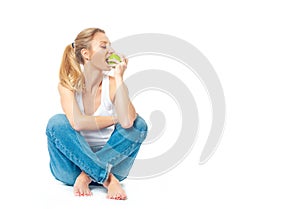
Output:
(46, 28), (148, 200)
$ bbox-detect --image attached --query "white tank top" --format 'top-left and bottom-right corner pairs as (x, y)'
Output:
(76, 75), (115, 150)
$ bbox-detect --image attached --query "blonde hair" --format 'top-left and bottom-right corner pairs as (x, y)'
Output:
(59, 28), (105, 92)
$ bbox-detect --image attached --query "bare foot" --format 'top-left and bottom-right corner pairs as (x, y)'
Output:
(103, 173), (127, 200)
(73, 171), (92, 196)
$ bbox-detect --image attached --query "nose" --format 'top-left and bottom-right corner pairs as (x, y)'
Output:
(107, 45), (115, 54)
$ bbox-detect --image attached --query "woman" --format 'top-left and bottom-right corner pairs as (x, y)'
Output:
(46, 28), (148, 200)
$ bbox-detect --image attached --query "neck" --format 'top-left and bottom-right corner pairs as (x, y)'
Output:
(83, 63), (103, 93)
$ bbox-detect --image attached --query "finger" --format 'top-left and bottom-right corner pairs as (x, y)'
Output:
(120, 55), (127, 63)
(123, 57), (128, 65)
(119, 62), (127, 71)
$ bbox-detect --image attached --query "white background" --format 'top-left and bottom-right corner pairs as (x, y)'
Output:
(0, 0), (299, 208)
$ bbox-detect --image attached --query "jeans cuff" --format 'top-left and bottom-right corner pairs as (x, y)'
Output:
(92, 163), (112, 184)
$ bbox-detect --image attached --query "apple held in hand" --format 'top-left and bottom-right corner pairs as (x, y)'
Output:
(108, 53), (121, 66)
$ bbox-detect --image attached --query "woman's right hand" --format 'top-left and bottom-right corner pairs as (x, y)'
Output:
(114, 56), (128, 78)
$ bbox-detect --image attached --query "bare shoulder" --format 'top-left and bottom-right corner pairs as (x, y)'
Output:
(58, 83), (74, 97)
(58, 83), (64, 91)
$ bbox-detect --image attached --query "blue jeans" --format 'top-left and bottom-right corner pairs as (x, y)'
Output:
(46, 114), (148, 185)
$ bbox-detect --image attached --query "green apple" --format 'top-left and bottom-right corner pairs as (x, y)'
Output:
(108, 53), (121, 65)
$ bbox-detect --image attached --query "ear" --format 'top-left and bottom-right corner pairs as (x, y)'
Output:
(81, 48), (90, 61)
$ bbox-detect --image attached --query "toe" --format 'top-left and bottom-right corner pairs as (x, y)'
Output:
(80, 188), (85, 196)
(85, 189), (92, 196)
(121, 195), (127, 200)
(73, 187), (80, 196)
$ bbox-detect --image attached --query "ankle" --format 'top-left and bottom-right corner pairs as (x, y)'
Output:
(103, 173), (119, 187)
(78, 171), (92, 183)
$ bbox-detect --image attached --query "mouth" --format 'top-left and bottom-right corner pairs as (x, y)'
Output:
(105, 54), (113, 64)
(105, 55), (113, 66)
(105, 55), (115, 68)
(105, 58), (115, 70)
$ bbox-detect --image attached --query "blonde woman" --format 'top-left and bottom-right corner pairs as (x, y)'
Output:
(46, 28), (148, 200)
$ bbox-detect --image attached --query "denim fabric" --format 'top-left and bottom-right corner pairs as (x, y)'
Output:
(46, 114), (147, 185)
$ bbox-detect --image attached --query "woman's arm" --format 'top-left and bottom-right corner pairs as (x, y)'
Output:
(113, 58), (137, 129)
(58, 84), (117, 131)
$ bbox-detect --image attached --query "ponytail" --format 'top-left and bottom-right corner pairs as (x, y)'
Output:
(59, 28), (105, 92)
(59, 44), (85, 92)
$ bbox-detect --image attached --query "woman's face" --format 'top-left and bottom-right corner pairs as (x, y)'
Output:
(88, 32), (115, 71)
